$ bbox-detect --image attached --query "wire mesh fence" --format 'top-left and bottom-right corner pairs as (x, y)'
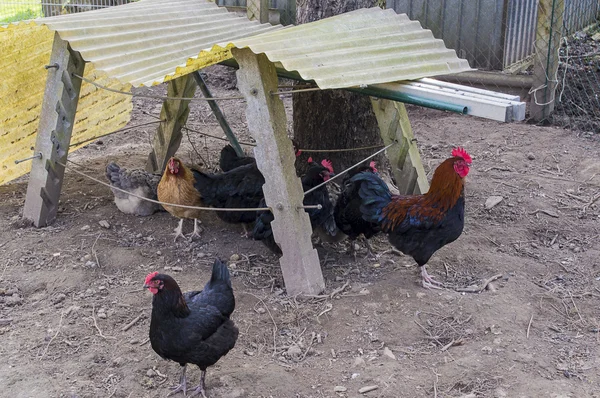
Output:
(0, 0), (132, 21)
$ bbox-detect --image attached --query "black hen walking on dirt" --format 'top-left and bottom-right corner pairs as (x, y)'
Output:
(144, 259), (238, 397)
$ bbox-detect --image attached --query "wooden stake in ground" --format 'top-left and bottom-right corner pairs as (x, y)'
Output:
(233, 48), (324, 296)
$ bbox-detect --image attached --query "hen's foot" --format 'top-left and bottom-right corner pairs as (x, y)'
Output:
(421, 266), (444, 290)
(363, 239), (377, 260)
(189, 371), (208, 398)
(173, 219), (185, 242)
(189, 219), (203, 241)
(241, 224), (252, 239)
(167, 365), (187, 397)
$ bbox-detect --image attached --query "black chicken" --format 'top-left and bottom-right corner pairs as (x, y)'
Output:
(192, 163), (265, 237)
(144, 259), (238, 397)
(253, 158), (337, 254)
(334, 161), (381, 258)
(219, 145), (255, 172)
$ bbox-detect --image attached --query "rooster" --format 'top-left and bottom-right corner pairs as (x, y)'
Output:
(253, 158), (336, 254)
(351, 148), (472, 289)
(157, 157), (204, 241)
(144, 259), (238, 398)
(192, 163), (265, 237)
(105, 162), (162, 216)
(334, 161), (381, 258)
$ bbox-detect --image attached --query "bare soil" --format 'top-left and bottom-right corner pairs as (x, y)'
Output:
(1, 65), (600, 398)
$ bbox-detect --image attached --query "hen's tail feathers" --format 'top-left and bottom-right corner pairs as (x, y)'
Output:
(252, 201), (282, 255)
(203, 258), (236, 317)
(219, 145), (238, 172)
(350, 172), (392, 224)
(106, 162), (122, 186)
(210, 258), (232, 287)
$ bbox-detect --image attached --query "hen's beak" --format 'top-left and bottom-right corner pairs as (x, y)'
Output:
(143, 284), (150, 289)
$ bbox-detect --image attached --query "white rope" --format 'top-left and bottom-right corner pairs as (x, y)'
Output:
(59, 160), (271, 212)
(303, 142), (396, 196)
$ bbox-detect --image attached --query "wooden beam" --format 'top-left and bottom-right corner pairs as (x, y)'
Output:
(146, 74), (197, 173)
(246, 0), (269, 23)
(530, 0), (565, 122)
(371, 98), (429, 195)
(23, 32), (85, 227)
(233, 48), (325, 296)
(192, 71), (244, 157)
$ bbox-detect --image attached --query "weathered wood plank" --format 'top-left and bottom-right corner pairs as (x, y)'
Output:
(233, 48), (324, 296)
(23, 32), (85, 227)
(530, 0), (565, 121)
(146, 74), (197, 173)
(192, 71), (244, 157)
(371, 98), (429, 194)
(246, 0), (269, 23)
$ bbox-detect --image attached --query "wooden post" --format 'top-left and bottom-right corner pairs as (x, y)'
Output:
(233, 48), (325, 296)
(23, 32), (85, 227)
(247, 0), (269, 23)
(371, 98), (429, 195)
(146, 74), (197, 173)
(530, 0), (565, 122)
(192, 71), (244, 157)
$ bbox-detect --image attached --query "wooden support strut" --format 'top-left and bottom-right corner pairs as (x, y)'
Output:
(530, 0), (565, 122)
(233, 48), (324, 296)
(192, 71), (244, 157)
(146, 74), (197, 173)
(371, 98), (429, 195)
(23, 32), (85, 227)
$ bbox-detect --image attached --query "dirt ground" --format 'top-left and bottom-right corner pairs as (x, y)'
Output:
(1, 65), (600, 398)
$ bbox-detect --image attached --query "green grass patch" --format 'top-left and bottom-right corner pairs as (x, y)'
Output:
(0, 1), (43, 23)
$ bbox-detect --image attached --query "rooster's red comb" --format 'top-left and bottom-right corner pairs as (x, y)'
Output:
(452, 147), (472, 164)
(369, 161), (378, 172)
(145, 271), (159, 285)
(321, 159), (334, 173)
(307, 157), (313, 163)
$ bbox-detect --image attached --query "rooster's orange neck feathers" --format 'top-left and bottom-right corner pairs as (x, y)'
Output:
(423, 157), (465, 209)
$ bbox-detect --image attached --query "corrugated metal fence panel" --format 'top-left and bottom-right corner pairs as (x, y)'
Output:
(386, 0), (506, 70)
(564, 0), (600, 34)
(503, 0), (537, 67)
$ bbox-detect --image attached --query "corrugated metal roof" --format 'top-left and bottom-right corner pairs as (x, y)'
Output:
(226, 7), (474, 89)
(35, 0), (284, 87)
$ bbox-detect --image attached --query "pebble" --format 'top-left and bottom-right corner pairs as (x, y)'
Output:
(359, 385), (378, 394)
(85, 261), (97, 268)
(351, 373), (360, 379)
(485, 196), (503, 209)
(415, 292), (426, 299)
(255, 307), (266, 314)
(353, 357), (366, 367)
(230, 254), (240, 261)
(334, 386), (347, 392)
(526, 152), (536, 160)
(156, 251), (162, 256)
(98, 220), (110, 229)
(286, 345), (302, 357)
(171, 266), (183, 272)
(382, 347), (396, 360)
(81, 225), (90, 231)
(146, 369), (155, 377)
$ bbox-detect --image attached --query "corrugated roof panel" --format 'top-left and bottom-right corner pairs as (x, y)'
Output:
(35, 0), (285, 87)
(227, 7), (474, 89)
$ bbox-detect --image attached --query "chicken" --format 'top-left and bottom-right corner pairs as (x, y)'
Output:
(253, 158), (337, 254)
(105, 162), (162, 216)
(144, 259), (238, 397)
(157, 157), (204, 241)
(351, 148), (472, 289)
(191, 163), (265, 237)
(219, 141), (302, 173)
(219, 145), (255, 173)
(334, 161), (381, 258)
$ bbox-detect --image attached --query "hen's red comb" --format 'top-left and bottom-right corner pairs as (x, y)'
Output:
(369, 161), (378, 172)
(321, 159), (334, 173)
(145, 271), (159, 285)
(452, 147), (472, 163)
(307, 157), (313, 163)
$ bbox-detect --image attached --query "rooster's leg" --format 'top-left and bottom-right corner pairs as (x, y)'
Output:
(189, 370), (208, 398)
(363, 239), (377, 259)
(167, 364), (187, 396)
(241, 223), (252, 239)
(173, 219), (185, 242)
(421, 265), (444, 290)
(189, 219), (203, 241)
